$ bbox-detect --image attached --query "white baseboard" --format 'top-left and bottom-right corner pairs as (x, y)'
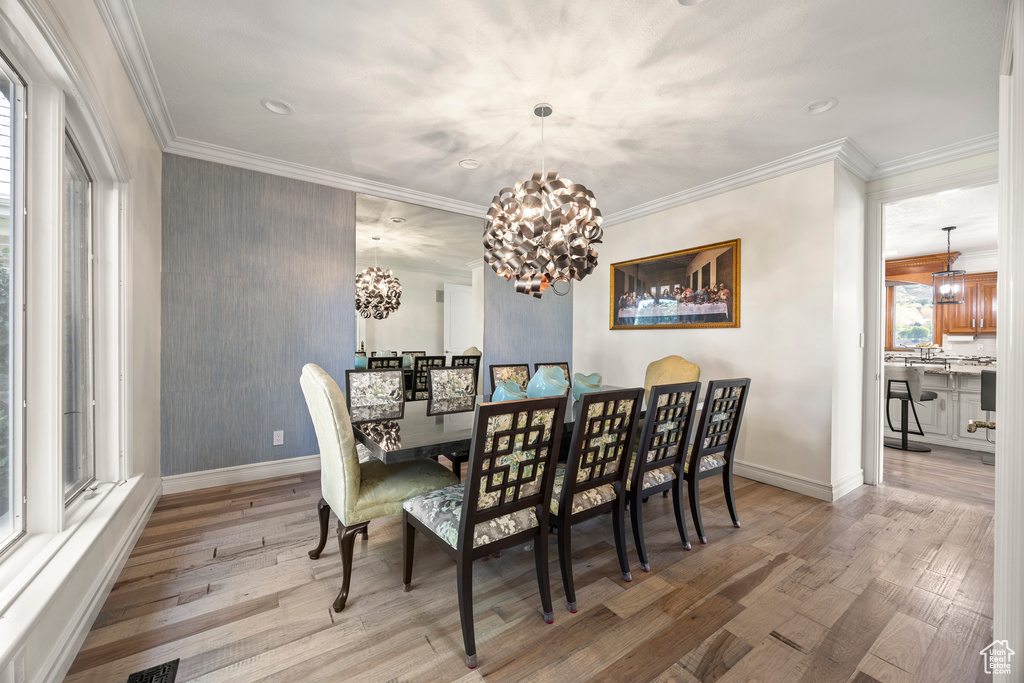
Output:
(44, 477), (161, 683)
(831, 468), (866, 501)
(733, 461), (843, 502)
(162, 455), (322, 494)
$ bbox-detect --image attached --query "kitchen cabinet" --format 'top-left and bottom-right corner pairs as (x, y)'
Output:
(942, 272), (997, 335)
(883, 369), (995, 454)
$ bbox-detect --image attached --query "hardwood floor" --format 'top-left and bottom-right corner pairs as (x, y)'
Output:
(66, 457), (994, 682)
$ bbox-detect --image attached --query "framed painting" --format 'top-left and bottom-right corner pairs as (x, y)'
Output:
(609, 239), (740, 330)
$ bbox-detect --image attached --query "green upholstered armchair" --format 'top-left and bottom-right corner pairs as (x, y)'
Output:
(643, 355), (701, 399)
(300, 363), (459, 612)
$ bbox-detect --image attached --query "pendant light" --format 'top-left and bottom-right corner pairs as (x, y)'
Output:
(483, 103), (602, 299)
(355, 237), (402, 319)
(932, 226), (966, 305)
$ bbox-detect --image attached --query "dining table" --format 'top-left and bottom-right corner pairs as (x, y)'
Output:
(351, 391), (623, 465)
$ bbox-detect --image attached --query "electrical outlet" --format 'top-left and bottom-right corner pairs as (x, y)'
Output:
(273, 430), (284, 446)
(978, 343), (985, 350)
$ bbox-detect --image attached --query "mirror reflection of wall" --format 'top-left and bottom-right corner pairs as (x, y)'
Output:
(355, 194), (484, 362)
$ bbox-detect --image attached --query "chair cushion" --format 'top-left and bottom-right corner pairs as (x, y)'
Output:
(888, 389), (938, 401)
(345, 458), (459, 526)
(685, 453), (727, 474)
(403, 483), (539, 549)
(549, 463), (617, 516)
(625, 447), (727, 491)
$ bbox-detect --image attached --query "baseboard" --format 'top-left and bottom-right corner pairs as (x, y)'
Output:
(831, 469), (866, 501)
(733, 461), (836, 502)
(162, 454), (321, 494)
(44, 477), (161, 683)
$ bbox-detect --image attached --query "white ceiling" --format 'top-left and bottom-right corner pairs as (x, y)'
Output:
(356, 195), (483, 272)
(884, 184), (999, 259)
(122, 0), (1006, 217)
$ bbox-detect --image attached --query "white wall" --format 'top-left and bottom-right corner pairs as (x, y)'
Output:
(361, 265), (470, 355)
(574, 162), (863, 499)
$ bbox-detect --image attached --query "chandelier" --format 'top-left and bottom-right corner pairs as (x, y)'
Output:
(932, 226), (966, 305)
(483, 104), (602, 298)
(355, 236), (402, 319)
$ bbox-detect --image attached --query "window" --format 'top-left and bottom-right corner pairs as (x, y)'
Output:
(62, 135), (93, 502)
(890, 283), (935, 349)
(0, 57), (23, 551)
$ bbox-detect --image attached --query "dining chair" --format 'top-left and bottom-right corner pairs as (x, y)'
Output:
(685, 378), (751, 544)
(300, 364), (459, 612)
(427, 366), (478, 479)
(626, 382), (701, 571)
(451, 354), (481, 374)
(534, 362), (570, 383)
(489, 363), (531, 393)
(368, 356), (402, 370)
(402, 396), (567, 669)
(643, 355), (700, 400)
(409, 355), (446, 400)
(549, 387), (643, 612)
(344, 368), (405, 424)
(401, 350), (426, 356)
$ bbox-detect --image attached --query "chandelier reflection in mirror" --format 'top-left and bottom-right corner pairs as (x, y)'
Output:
(355, 236), (402, 319)
(483, 104), (602, 298)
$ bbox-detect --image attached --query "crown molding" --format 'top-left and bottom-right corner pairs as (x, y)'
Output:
(167, 137), (489, 218)
(602, 138), (874, 227)
(94, 0), (174, 148)
(869, 133), (1000, 181)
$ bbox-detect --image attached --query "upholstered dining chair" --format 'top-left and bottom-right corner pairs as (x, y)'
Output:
(534, 362), (570, 383)
(368, 355), (402, 370)
(300, 364), (459, 612)
(402, 396), (567, 669)
(489, 363), (531, 394)
(426, 366), (478, 480)
(409, 355), (446, 400)
(643, 355), (701, 401)
(685, 378), (751, 544)
(626, 382), (701, 570)
(550, 387), (643, 613)
(344, 368), (405, 424)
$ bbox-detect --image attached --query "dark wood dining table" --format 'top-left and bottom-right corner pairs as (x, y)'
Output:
(351, 393), (607, 465)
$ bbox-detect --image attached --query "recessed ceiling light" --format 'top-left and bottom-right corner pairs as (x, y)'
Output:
(261, 99), (294, 115)
(389, 217), (406, 224)
(802, 97), (838, 115)
(459, 159), (482, 170)
(677, 0), (707, 5)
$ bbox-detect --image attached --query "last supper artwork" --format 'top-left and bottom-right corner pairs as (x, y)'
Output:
(610, 239), (740, 330)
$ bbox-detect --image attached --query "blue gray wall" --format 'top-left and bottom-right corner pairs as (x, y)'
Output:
(482, 269), (573, 394)
(161, 154), (355, 476)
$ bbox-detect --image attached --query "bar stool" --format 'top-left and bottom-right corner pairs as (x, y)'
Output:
(884, 366), (937, 452)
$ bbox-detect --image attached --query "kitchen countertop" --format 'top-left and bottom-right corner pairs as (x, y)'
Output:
(884, 356), (996, 376)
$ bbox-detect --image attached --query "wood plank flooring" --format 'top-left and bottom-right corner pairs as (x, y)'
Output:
(66, 451), (994, 682)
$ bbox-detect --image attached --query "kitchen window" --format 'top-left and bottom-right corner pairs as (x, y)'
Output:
(889, 282), (935, 350)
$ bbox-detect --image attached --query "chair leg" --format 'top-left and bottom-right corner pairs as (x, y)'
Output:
(630, 491), (650, 571)
(534, 522), (555, 622)
(333, 520), (366, 612)
(457, 557), (477, 669)
(723, 467), (740, 528)
(308, 497), (331, 560)
(555, 520), (577, 612)
(403, 512), (415, 591)
(671, 478), (692, 550)
(689, 477), (707, 544)
(611, 497), (632, 580)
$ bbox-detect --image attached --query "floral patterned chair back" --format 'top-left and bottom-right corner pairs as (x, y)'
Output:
(428, 367), (477, 400)
(344, 369), (405, 422)
(534, 362), (570, 382)
(460, 397), (567, 543)
(368, 356), (402, 370)
(411, 355), (446, 399)
(688, 378), (751, 474)
(631, 382), (701, 489)
(489, 363), (531, 393)
(559, 388), (643, 507)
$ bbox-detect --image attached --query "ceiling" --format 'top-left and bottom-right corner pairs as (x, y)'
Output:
(884, 184), (999, 259)
(356, 195), (483, 272)
(119, 0), (1006, 217)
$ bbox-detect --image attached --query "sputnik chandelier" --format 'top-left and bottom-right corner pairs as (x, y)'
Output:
(483, 103), (603, 298)
(355, 236), (402, 319)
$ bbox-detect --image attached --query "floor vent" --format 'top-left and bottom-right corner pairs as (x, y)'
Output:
(126, 659), (179, 683)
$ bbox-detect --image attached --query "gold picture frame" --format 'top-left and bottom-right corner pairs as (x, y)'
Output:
(609, 239), (740, 330)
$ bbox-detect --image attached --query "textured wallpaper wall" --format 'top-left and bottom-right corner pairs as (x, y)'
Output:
(482, 269), (573, 394)
(161, 154), (355, 476)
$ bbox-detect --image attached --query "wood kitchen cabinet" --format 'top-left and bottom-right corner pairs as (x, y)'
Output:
(942, 272), (997, 335)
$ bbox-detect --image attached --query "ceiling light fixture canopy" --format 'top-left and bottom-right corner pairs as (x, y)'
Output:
(355, 237), (402, 319)
(483, 103), (602, 298)
(932, 226), (966, 305)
